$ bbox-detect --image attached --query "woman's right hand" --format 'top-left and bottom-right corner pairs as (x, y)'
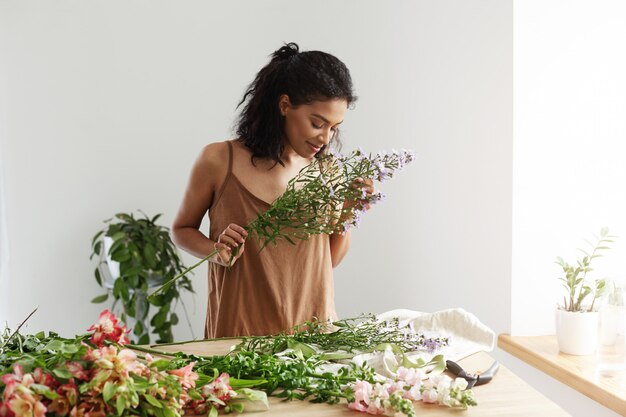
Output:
(213, 223), (248, 267)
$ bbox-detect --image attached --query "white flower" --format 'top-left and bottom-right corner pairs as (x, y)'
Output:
(422, 389), (438, 403)
(451, 377), (468, 391)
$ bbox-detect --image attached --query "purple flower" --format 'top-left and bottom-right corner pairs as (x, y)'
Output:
(352, 208), (364, 227)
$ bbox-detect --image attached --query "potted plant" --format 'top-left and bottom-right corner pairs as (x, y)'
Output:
(90, 212), (194, 344)
(555, 227), (614, 355)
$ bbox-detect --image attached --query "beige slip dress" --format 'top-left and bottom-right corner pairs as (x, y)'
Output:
(204, 140), (337, 338)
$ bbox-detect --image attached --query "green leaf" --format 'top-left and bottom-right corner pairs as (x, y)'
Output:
(111, 249), (131, 263)
(103, 381), (117, 402)
(150, 359), (171, 371)
(92, 230), (105, 247)
(170, 313), (179, 325)
(93, 240), (103, 257)
(94, 268), (103, 287)
(44, 340), (63, 351)
(208, 407), (218, 417)
(286, 339), (317, 358)
(134, 321), (144, 336)
(91, 293), (109, 304)
(163, 406), (176, 417)
(144, 394), (162, 408)
(116, 395), (126, 416)
(228, 378), (268, 389)
(235, 388), (269, 408)
(31, 384), (59, 400)
(52, 367), (72, 379)
(144, 244), (157, 269)
(60, 343), (79, 354)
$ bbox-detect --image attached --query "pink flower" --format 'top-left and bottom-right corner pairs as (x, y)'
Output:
(87, 310), (129, 347)
(8, 393), (46, 417)
(352, 380), (372, 405)
(422, 388), (438, 403)
(201, 373), (236, 404)
(396, 366), (423, 386)
(48, 381), (78, 417)
(65, 363), (89, 381)
(32, 369), (56, 390)
(169, 362), (198, 390)
(117, 349), (141, 375)
(0, 402), (12, 417)
(2, 365), (24, 385)
(348, 381), (371, 412)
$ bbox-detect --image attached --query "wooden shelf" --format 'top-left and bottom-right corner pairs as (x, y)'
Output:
(498, 334), (626, 415)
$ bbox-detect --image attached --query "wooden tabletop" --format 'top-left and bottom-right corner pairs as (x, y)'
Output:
(499, 334), (626, 416)
(149, 339), (570, 416)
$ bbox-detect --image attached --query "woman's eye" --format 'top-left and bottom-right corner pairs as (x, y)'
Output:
(312, 123), (322, 129)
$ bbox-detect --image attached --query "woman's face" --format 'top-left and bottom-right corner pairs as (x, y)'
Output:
(279, 95), (348, 158)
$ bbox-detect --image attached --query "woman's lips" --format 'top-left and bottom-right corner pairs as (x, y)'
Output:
(307, 142), (321, 153)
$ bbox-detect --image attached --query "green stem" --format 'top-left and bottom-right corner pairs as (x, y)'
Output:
(147, 249), (219, 302)
(0, 306), (38, 351)
(306, 373), (356, 382)
(151, 335), (243, 348)
(128, 344), (179, 357)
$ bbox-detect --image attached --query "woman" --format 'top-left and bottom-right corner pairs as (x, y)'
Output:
(172, 42), (374, 338)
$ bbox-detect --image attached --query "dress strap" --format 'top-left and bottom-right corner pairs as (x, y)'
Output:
(209, 141), (234, 211)
(226, 140), (234, 175)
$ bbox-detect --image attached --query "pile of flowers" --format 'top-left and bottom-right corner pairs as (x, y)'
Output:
(348, 367), (476, 416)
(1, 309), (479, 417)
(0, 310), (266, 417)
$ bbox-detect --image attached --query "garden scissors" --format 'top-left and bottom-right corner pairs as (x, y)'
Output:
(445, 360), (500, 389)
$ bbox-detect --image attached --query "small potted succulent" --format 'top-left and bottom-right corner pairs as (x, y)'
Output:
(555, 227), (614, 355)
(90, 212), (194, 344)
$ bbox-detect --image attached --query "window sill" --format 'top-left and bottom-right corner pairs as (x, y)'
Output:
(498, 334), (626, 415)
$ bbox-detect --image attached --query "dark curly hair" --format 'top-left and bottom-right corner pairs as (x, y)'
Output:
(234, 42), (357, 166)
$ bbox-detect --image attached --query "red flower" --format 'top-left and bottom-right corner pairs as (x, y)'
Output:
(0, 401), (13, 417)
(65, 363), (89, 381)
(87, 310), (129, 347)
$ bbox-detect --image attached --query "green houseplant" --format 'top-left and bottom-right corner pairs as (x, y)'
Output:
(90, 212), (194, 344)
(554, 227), (614, 355)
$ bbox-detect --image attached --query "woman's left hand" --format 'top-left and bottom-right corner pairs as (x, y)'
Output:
(343, 177), (376, 212)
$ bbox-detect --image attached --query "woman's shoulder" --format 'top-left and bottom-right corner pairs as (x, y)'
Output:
(197, 139), (237, 168)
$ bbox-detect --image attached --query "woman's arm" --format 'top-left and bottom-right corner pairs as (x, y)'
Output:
(171, 142), (246, 266)
(329, 229), (351, 267)
(328, 177), (375, 268)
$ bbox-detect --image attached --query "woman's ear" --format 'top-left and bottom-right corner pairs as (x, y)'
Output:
(278, 94), (291, 116)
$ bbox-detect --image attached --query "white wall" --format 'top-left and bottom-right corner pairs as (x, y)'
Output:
(506, 2), (626, 416)
(0, 0), (513, 340)
(512, 0), (626, 336)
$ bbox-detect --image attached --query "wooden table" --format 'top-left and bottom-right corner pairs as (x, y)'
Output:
(499, 334), (626, 415)
(150, 339), (570, 416)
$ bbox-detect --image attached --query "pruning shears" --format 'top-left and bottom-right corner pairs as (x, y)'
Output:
(445, 360), (500, 389)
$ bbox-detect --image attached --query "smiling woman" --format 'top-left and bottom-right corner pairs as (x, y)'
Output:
(171, 42), (374, 338)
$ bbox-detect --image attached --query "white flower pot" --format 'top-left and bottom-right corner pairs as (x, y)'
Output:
(555, 309), (599, 355)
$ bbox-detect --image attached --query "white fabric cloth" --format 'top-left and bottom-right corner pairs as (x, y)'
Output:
(350, 308), (496, 379)
(376, 307), (496, 361)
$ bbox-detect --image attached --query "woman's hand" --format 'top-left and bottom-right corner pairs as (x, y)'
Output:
(342, 177), (376, 214)
(213, 223), (248, 267)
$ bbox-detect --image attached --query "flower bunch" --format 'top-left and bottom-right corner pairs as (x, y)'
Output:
(87, 309), (130, 347)
(240, 314), (448, 358)
(149, 147), (416, 300)
(247, 147), (415, 243)
(0, 311), (266, 417)
(348, 366), (477, 416)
